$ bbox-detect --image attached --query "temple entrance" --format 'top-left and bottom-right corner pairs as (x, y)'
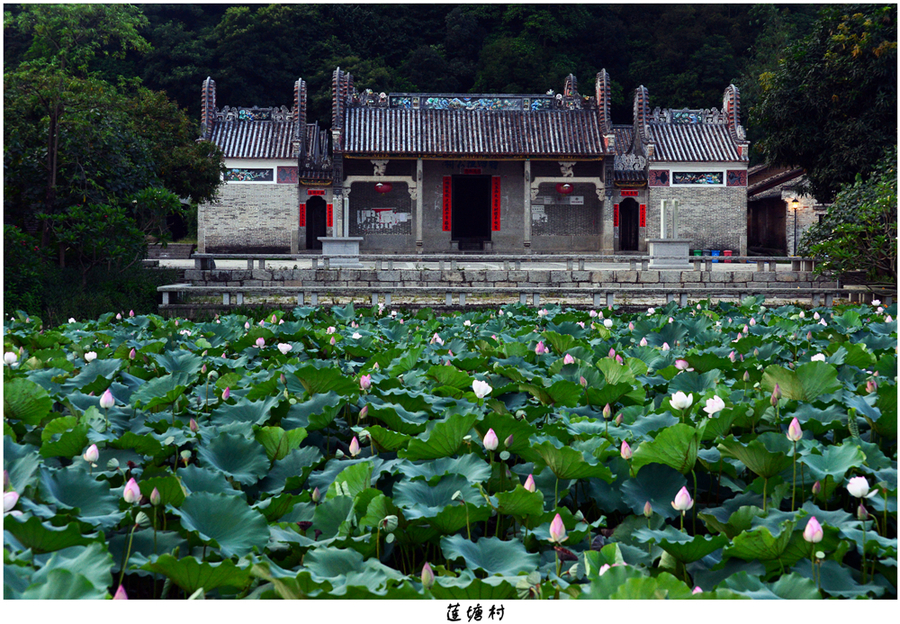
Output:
(306, 196), (327, 250)
(619, 198), (639, 251)
(452, 175), (491, 250)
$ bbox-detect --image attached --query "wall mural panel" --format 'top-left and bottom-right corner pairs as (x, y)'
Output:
(726, 170), (748, 187)
(672, 172), (723, 185)
(648, 170), (670, 187)
(277, 167), (299, 184)
(225, 168), (273, 182)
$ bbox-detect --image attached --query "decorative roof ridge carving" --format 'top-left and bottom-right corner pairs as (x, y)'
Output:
(213, 105), (294, 122)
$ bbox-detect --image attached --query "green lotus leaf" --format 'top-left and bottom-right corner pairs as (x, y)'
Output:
(394, 474), (481, 518)
(474, 413), (538, 457)
(495, 485), (545, 519)
(722, 524), (794, 562)
(196, 433), (269, 486)
(282, 391), (343, 431)
(387, 345), (425, 375)
(871, 383), (896, 438)
(426, 364), (474, 390)
(39, 466), (126, 529)
(39, 416), (90, 459)
(138, 475), (188, 507)
(620, 463), (687, 521)
(150, 349), (204, 375)
(577, 564), (651, 599)
(718, 435), (793, 479)
(173, 492), (269, 558)
(365, 424), (411, 452)
(3, 514), (96, 554)
(111, 431), (165, 457)
(718, 571), (821, 599)
(431, 576), (518, 600)
(179, 465), (244, 497)
(441, 535), (539, 576)
(761, 361), (840, 402)
(400, 455), (492, 484)
(631, 423), (699, 475)
(4, 377), (54, 426)
(799, 440), (866, 483)
(325, 460), (374, 500)
(541, 329), (579, 355)
(108, 528), (189, 575)
(307, 457), (396, 495)
(303, 546), (365, 579)
(620, 412), (679, 439)
(358, 492), (394, 530)
(631, 525), (728, 563)
(144, 554), (252, 594)
(667, 369), (722, 395)
(585, 382), (636, 408)
(26, 541), (113, 598)
(531, 440), (614, 481)
(255, 426), (308, 461)
(312, 495), (355, 540)
(610, 571), (695, 599)
(698, 505), (765, 539)
(61, 358), (122, 394)
(292, 365), (360, 396)
(249, 561), (329, 599)
(130, 372), (192, 409)
(210, 395), (281, 428)
(4, 437), (41, 493)
(400, 413), (477, 461)
(21, 568), (109, 599)
(366, 401), (429, 435)
(257, 446), (323, 495)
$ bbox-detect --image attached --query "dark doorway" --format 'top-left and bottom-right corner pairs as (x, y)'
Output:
(620, 198), (639, 251)
(747, 198), (787, 254)
(452, 175), (491, 250)
(306, 196), (327, 250)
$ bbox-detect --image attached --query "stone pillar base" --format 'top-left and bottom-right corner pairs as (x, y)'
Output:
(648, 239), (692, 269)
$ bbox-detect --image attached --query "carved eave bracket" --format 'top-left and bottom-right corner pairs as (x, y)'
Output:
(531, 177), (605, 202)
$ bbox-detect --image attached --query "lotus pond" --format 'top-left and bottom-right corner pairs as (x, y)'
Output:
(3, 298), (897, 600)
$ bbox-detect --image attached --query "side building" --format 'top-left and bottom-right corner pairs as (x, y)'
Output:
(197, 70), (749, 256)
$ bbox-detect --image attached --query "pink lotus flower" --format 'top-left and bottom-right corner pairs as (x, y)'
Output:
(360, 374), (372, 391)
(483, 428), (499, 451)
(615, 413), (623, 425)
(116, 313), (122, 320)
(563, 353), (575, 365)
(83, 444), (99, 464)
(803, 516), (823, 543)
(222, 387), (230, 400)
(255, 337), (265, 348)
(349, 436), (360, 457)
(129, 310), (135, 317)
(524, 474), (536, 492)
(99, 389), (115, 409)
(786, 418), (803, 442)
(703, 395), (725, 416)
(620, 440), (632, 460)
(4, 490), (19, 514)
(421, 562), (435, 590)
(628, 322), (634, 331)
(549, 513), (567, 543)
(671, 486), (693, 512)
(535, 341), (547, 354)
(675, 359), (690, 371)
(330, 337), (336, 345)
(431, 333), (444, 345)
(123, 478), (141, 504)
(692, 586), (703, 594)
(326, 326), (336, 334)
(866, 379), (878, 393)
(661, 342), (670, 351)
(639, 337), (648, 347)
(113, 585), (128, 600)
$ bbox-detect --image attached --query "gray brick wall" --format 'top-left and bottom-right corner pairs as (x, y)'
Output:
(647, 186), (747, 254)
(199, 184), (298, 253)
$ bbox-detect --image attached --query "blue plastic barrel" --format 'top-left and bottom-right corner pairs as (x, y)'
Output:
(711, 250), (721, 263)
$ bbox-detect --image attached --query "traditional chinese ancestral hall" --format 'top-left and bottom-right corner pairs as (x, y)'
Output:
(197, 69), (749, 255)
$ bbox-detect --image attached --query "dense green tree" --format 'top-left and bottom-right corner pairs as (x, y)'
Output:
(752, 4), (897, 202)
(800, 148), (897, 282)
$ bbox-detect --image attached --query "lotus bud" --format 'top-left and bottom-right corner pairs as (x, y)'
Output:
(692, 586), (703, 594)
(602, 404), (612, 420)
(222, 387), (230, 400)
(549, 513), (567, 543)
(616, 355), (623, 364)
(150, 487), (161, 507)
(255, 337), (265, 348)
(348, 436), (361, 457)
(749, 317), (756, 326)
(806, 331), (812, 341)
(4, 490), (20, 513)
(359, 405), (369, 420)
(628, 322), (634, 331)
(753, 348), (760, 356)
(579, 376), (587, 387)
(608, 348), (617, 359)
(643, 501), (653, 518)
(857, 503), (869, 521)
(504, 434), (514, 448)
(803, 516), (823, 543)
(123, 478), (141, 504)
(116, 313), (122, 320)
(271, 314), (278, 323)
(421, 562), (435, 590)
(83, 444), (100, 465)
(615, 413), (623, 425)
(847, 476), (877, 499)
(812, 480), (821, 496)
(661, 342), (670, 351)
(360, 374), (372, 391)
(620, 440), (632, 460)
(671, 486), (693, 512)
(330, 336), (336, 345)
(867, 379), (878, 393)
(483, 428), (499, 451)
(675, 359), (689, 371)
(535, 340), (547, 354)
(771, 384), (781, 406)
(589, 310), (598, 318)
(743, 371), (750, 382)
(208, 370), (219, 381)
(786, 417), (803, 442)
(128, 347), (136, 360)
(112, 585), (128, 600)
(280, 373), (287, 385)
(524, 474), (536, 492)
(189, 418), (199, 433)
(311, 487), (321, 503)
(639, 337), (648, 347)
(563, 353), (575, 365)
(99, 389), (115, 409)
(728, 350), (736, 362)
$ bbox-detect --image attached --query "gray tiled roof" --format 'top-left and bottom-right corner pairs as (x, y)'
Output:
(343, 108), (608, 157)
(648, 124), (743, 162)
(208, 121), (297, 159)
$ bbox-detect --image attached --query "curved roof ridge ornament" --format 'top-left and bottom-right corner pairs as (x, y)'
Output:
(595, 69), (613, 136)
(200, 76), (216, 139)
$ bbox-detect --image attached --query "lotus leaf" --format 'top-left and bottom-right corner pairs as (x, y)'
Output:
(174, 492), (269, 558)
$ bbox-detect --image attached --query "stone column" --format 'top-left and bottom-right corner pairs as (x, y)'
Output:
(416, 158), (423, 253)
(523, 159), (532, 253)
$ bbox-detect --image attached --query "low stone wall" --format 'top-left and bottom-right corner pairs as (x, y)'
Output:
(182, 267), (837, 290)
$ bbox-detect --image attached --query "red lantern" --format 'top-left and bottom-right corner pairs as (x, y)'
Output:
(375, 182), (393, 194)
(556, 182), (574, 195)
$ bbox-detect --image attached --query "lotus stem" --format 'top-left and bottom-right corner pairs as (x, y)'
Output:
(861, 520), (867, 584)
(763, 477), (768, 513)
(692, 469), (698, 534)
(376, 526), (381, 561)
(791, 441), (797, 512)
(118, 523), (137, 588)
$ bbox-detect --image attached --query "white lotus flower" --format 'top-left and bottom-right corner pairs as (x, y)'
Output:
(703, 395), (725, 416)
(847, 476), (878, 499)
(472, 379), (492, 399)
(83, 351), (97, 362)
(670, 391), (693, 411)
